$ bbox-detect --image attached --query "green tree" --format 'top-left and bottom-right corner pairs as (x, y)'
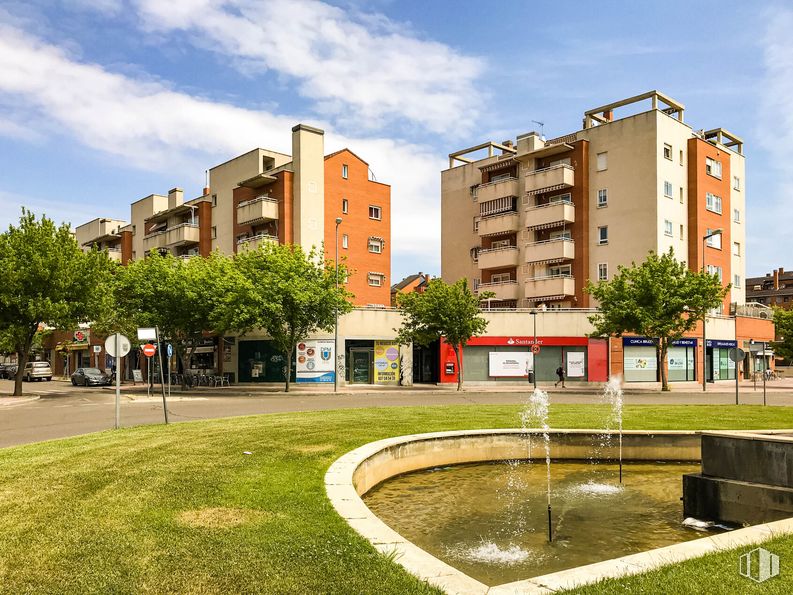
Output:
(0, 210), (114, 396)
(395, 278), (490, 391)
(585, 249), (728, 391)
(772, 307), (793, 363)
(112, 251), (237, 389)
(225, 243), (352, 392)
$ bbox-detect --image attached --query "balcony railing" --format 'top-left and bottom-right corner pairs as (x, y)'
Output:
(166, 223), (200, 247)
(237, 233), (279, 251)
(524, 238), (575, 263)
(238, 196), (279, 225)
(478, 212), (520, 237)
(476, 177), (519, 203)
(524, 275), (576, 301)
(524, 164), (574, 195)
(525, 200), (575, 230)
(478, 245), (520, 270)
(476, 280), (520, 301)
(142, 230), (167, 251)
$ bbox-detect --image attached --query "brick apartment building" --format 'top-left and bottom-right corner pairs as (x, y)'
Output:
(390, 272), (432, 306)
(75, 124), (391, 307)
(441, 90), (745, 313)
(746, 267), (793, 310)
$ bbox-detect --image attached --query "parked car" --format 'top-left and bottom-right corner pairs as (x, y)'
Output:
(23, 361), (52, 382)
(71, 367), (112, 387)
(0, 363), (17, 379)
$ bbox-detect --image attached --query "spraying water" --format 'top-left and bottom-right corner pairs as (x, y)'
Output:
(603, 376), (624, 483)
(522, 387), (553, 542)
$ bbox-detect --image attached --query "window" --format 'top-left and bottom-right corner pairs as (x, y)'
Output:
(211, 226), (217, 239)
(491, 238), (513, 248)
(367, 273), (383, 287)
(679, 149), (684, 165)
(548, 264), (572, 277)
(705, 157), (722, 179)
(733, 208), (741, 223)
(492, 272), (512, 283)
(342, 198), (348, 214)
(211, 194), (218, 207)
(705, 192), (722, 214)
(472, 278), (480, 291)
(733, 176), (741, 191)
(597, 188), (608, 207)
(598, 263), (608, 281)
(664, 220), (673, 237)
(473, 218), (479, 233)
(705, 228), (722, 249)
(663, 143), (672, 160)
(679, 224), (684, 240)
(679, 187), (684, 203)
(734, 275), (741, 288)
(707, 264), (723, 282)
(549, 230), (572, 241)
(342, 234), (348, 249)
(596, 152), (608, 171)
(664, 181), (673, 198)
(598, 226), (608, 245)
(733, 242), (741, 256)
(548, 192), (572, 203)
(368, 238), (383, 253)
(491, 172), (512, 182)
(342, 164), (348, 179)
(368, 205), (382, 220)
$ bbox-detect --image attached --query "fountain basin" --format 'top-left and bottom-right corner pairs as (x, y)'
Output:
(325, 429), (793, 594)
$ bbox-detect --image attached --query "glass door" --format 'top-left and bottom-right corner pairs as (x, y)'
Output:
(350, 350), (372, 384)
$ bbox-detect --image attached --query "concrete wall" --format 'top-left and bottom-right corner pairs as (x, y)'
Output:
(129, 194), (168, 259)
(292, 125), (325, 251)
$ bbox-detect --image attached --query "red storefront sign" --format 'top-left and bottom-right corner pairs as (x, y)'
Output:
(464, 336), (590, 347)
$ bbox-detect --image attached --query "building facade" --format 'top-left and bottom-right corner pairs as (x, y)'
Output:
(391, 272), (432, 306)
(76, 124), (392, 307)
(441, 90), (745, 312)
(746, 267), (793, 309)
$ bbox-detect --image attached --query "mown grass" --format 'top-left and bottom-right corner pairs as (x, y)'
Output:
(0, 403), (792, 594)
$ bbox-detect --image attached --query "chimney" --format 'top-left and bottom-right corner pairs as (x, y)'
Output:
(168, 187), (184, 209)
(774, 269), (780, 290)
(291, 124), (325, 250)
(501, 140), (513, 155)
(516, 131), (544, 154)
(603, 109), (614, 122)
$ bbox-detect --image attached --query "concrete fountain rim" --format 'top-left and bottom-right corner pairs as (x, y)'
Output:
(324, 428), (793, 594)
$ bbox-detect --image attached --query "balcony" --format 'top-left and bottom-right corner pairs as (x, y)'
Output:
(166, 223), (200, 247)
(525, 201), (575, 230)
(143, 230), (167, 252)
(478, 212), (520, 237)
(524, 275), (576, 301)
(237, 233), (279, 251)
(524, 164), (574, 195)
(476, 177), (519, 203)
(477, 280), (520, 301)
(524, 238), (575, 264)
(237, 196), (279, 225)
(477, 246), (519, 270)
(106, 247), (122, 263)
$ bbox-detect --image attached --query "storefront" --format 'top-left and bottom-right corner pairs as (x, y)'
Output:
(440, 336), (609, 384)
(237, 340), (295, 383)
(345, 339), (401, 385)
(667, 338), (697, 382)
(706, 339), (737, 382)
(623, 337), (698, 382)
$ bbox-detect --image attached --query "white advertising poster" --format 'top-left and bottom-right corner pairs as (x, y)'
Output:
(668, 354), (686, 370)
(489, 352), (533, 377)
(567, 352), (585, 378)
(624, 356), (657, 371)
(296, 339), (335, 383)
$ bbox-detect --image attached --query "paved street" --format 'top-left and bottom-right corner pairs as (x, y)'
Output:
(2, 378), (793, 449)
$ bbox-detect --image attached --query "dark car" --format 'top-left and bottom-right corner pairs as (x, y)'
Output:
(71, 368), (111, 387)
(0, 363), (17, 379)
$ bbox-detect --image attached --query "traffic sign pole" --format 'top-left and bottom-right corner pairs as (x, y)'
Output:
(115, 333), (120, 429)
(155, 326), (168, 425)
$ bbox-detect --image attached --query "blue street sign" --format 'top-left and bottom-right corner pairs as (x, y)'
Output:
(167, 343), (173, 358)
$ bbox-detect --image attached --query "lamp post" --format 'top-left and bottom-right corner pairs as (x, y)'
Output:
(531, 309), (538, 389)
(701, 228), (723, 392)
(334, 217), (343, 393)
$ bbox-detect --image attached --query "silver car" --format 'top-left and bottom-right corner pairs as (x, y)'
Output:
(23, 361), (52, 381)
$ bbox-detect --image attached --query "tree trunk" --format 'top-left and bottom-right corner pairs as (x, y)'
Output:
(284, 349), (292, 393)
(659, 338), (669, 391)
(453, 345), (463, 391)
(12, 328), (36, 397)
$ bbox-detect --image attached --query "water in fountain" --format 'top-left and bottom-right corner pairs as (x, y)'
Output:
(603, 375), (625, 483)
(521, 387), (553, 542)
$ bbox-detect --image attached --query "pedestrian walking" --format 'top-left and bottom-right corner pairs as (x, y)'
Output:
(554, 365), (565, 388)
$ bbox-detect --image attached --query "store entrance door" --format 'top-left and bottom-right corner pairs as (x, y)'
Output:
(350, 349), (372, 384)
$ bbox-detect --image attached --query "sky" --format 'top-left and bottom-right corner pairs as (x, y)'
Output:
(0, 1), (790, 282)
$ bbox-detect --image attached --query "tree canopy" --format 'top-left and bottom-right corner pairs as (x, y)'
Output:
(224, 243), (353, 392)
(0, 210), (114, 396)
(773, 307), (793, 362)
(395, 278), (490, 391)
(586, 248), (728, 390)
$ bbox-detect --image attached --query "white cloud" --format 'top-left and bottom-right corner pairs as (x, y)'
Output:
(754, 8), (793, 274)
(0, 22), (440, 268)
(130, 0), (484, 135)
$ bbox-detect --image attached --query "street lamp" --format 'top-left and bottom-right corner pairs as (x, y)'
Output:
(530, 309), (538, 389)
(701, 228), (723, 392)
(334, 217), (343, 393)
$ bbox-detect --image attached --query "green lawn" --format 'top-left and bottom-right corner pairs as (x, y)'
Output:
(1, 404), (792, 594)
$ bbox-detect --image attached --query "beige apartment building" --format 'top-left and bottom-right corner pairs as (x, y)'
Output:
(76, 124), (392, 307)
(442, 90), (746, 312)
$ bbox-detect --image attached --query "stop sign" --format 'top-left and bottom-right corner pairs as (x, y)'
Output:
(142, 344), (157, 358)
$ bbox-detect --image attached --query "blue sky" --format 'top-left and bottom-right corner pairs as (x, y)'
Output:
(0, 1), (791, 282)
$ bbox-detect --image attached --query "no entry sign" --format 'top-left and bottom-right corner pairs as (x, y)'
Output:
(531, 344), (541, 354)
(142, 343), (157, 358)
